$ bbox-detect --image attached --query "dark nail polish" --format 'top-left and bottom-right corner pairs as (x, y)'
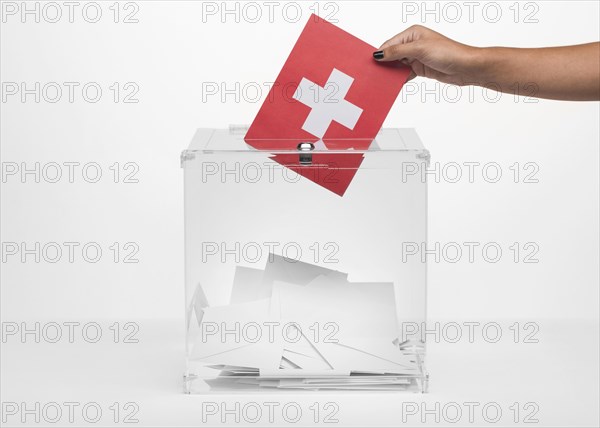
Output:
(373, 50), (384, 60)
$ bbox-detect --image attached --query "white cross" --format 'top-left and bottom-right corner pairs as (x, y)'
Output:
(292, 68), (363, 139)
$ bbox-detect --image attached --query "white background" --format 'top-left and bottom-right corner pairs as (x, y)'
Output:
(1, 1), (599, 427)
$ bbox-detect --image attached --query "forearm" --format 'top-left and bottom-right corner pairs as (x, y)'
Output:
(474, 43), (600, 101)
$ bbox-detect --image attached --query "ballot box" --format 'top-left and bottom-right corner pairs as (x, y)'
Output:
(181, 126), (429, 393)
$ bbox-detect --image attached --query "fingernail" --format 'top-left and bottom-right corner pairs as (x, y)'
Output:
(373, 50), (384, 60)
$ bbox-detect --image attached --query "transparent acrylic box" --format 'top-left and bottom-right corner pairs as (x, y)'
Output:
(182, 126), (429, 393)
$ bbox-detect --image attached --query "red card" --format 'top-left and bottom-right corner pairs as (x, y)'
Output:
(245, 14), (410, 196)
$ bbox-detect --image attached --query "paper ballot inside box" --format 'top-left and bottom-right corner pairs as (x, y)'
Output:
(190, 255), (419, 390)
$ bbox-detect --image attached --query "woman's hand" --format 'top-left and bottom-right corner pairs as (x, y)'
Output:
(374, 25), (600, 101)
(373, 25), (485, 86)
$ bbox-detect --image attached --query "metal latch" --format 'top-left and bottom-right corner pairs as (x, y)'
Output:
(297, 142), (314, 165)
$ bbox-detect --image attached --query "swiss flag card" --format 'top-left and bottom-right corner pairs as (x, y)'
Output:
(245, 14), (411, 196)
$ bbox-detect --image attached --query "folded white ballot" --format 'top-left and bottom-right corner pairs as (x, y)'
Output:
(190, 254), (419, 389)
(275, 275), (397, 338)
(191, 298), (284, 370)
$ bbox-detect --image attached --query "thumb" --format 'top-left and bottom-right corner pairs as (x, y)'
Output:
(373, 41), (424, 62)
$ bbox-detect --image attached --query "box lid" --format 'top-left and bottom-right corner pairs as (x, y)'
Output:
(186, 126), (425, 153)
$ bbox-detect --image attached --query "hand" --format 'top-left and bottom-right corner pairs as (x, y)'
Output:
(373, 25), (484, 86)
(373, 25), (600, 101)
